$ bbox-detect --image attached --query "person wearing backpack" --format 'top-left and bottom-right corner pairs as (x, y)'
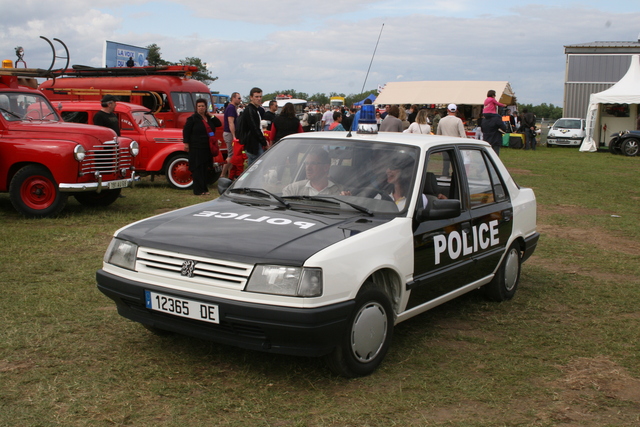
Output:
(237, 87), (268, 165)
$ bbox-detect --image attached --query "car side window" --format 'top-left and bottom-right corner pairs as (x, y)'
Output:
(460, 149), (507, 207)
(61, 111), (88, 124)
(423, 150), (459, 203)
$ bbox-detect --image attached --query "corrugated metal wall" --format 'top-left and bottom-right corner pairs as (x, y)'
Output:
(564, 82), (612, 118)
(564, 55), (632, 118)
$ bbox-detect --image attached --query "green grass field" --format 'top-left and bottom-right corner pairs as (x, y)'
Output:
(1, 145), (639, 426)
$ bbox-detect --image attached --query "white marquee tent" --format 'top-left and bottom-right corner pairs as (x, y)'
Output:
(580, 54), (640, 152)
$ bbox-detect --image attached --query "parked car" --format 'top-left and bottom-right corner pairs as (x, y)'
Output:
(97, 131), (539, 377)
(546, 118), (586, 147)
(0, 70), (137, 218)
(57, 101), (225, 189)
(607, 130), (640, 156)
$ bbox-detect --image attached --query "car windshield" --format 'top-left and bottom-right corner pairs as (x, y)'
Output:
(553, 119), (582, 130)
(227, 137), (421, 215)
(0, 92), (59, 122)
(132, 110), (160, 128)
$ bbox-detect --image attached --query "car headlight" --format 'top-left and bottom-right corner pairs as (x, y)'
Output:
(245, 265), (322, 297)
(104, 238), (138, 270)
(74, 145), (86, 161)
(129, 140), (139, 157)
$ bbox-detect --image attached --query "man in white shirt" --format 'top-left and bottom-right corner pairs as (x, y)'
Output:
(436, 104), (466, 138)
(282, 149), (341, 196)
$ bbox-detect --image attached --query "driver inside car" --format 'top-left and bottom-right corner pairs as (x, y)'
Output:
(282, 148), (342, 196)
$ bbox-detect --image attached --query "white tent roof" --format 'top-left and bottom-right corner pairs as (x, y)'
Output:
(373, 81), (515, 106)
(580, 54), (640, 151)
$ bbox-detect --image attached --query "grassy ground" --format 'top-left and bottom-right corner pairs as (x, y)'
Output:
(1, 145), (639, 426)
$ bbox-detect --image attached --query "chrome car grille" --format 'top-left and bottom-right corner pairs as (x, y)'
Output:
(80, 142), (134, 175)
(136, 247), (253, 290)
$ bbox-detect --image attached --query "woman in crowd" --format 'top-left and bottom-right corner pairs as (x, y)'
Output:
(404, 109), (431, 134)
(269, 102), (303, 145)
(183, 98), (222, 196)
(379, 105), (403, 132)
(398, 106), (411, 131)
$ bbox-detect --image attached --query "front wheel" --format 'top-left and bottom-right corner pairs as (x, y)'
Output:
(483, 242), (521, 302)
(74, 189), (121, 207)
(621, 138), (639, 157)
(9, 164), (68, 218)
(325, 288), (394, 377)
(165, 154), (193, 190)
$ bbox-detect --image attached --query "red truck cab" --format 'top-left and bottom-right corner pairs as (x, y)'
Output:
(57, 101), (224, 189)
(0, 68), (138, 218)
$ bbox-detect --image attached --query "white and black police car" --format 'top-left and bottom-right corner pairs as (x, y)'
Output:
(97, 129), (539, 377)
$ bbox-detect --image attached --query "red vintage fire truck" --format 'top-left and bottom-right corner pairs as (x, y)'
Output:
(38, 65), (225, 148)
(56, 100), (225, 188)
(0, 64), (138, 218)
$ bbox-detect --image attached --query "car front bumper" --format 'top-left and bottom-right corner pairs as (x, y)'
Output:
(96, 269), (354, 357)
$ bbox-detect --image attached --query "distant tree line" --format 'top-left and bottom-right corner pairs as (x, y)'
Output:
(517, 103), (563, 121)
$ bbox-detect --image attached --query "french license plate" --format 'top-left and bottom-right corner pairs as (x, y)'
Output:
(108, 179), (129, 190)
(547, 139), (557, 143)
(145, 290), (219, 324)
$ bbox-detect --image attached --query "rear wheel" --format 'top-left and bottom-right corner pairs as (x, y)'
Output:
(74, 189), (122, 207)
(325, 287), (393, 377)
(9, 164), (68, 218)
(166, 154), (193, 189)
(621, 138), (639, 157)
(483, 242), (521, 302)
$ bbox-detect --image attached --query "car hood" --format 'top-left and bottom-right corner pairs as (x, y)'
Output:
(8, 120), (118, 140)
(116, 197), (390, 266)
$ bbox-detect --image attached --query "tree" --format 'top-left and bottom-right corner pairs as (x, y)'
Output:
(178, 57), (218, 85)
(145, 44), (170, 67)
(345, 89), (378, 108)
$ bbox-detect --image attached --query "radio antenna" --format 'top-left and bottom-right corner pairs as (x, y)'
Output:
(361, 23), (384, 94)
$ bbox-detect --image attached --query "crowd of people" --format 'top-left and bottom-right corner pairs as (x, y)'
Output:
(176, 89), (537, 195)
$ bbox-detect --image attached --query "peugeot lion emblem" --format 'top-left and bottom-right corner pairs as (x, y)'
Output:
(181, 260), (198, 277)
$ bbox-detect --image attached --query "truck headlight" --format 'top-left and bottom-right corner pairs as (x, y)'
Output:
(104, 238), (138, 270)
(129, 140), (139, 157)
(74, 145), (86, 161)
(246, 266), (322, 297)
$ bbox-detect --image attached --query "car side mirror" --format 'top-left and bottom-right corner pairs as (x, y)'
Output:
(217, 177), (233, 195)
(417, 199), (461, 221)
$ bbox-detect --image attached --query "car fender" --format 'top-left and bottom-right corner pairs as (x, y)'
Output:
(143, 143), (186, 173)
(303, 217), (414, 309)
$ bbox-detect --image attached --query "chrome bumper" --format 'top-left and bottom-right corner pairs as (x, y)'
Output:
(59, 171), (136, 193)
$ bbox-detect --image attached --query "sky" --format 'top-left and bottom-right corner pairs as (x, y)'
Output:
(1, 0), (640, 106)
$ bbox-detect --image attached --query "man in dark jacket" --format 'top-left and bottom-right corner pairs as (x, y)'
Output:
(522, 108), (537, 150)
(238, 87), (268, 165)
(481, 113), (507, 155)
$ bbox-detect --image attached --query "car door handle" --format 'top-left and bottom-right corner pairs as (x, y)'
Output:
(503, 209), (513, 222)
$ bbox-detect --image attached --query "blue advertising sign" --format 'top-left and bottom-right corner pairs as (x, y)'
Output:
(103, 41), (149, 68)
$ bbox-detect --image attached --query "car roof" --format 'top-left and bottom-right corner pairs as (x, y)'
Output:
(285, 131), (491, 151)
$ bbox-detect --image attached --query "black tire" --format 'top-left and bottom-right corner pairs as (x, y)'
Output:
(325, 287), (394, 377)
(621, 138), (639, 157)
(74, 189), (121, 207)
(9, 164), (68, 218)
(608, 138), (621, 155)
(165, 153), (193, 190)
(483, 242), (522, 302)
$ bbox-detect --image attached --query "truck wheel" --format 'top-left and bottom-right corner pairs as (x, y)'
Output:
(9, 164), (68, 218)
(483, 242), (521, 302)
(166, 154), (193, 190)
(621, 138), (639, 157)
(325, 287), (393, 377)
(74, 189), (122, 207)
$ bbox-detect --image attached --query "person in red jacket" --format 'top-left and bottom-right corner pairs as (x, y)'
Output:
(228, 138), (247, 180)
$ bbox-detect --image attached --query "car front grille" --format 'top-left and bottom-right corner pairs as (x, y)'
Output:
(136, 247), (253, 291)
(80, 142), (134, 175)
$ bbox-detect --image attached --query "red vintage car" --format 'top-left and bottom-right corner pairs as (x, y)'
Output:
(57, 101), (225, 188)
(0, 69), (138, 218)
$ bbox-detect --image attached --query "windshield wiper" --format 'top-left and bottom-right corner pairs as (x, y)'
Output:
(0, 107), (22, 120)
(285, 195), (373, 216)
(229, 187), (291, 208)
